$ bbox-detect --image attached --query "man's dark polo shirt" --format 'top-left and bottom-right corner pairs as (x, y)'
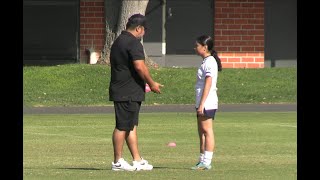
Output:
(109, 31), (146, 102)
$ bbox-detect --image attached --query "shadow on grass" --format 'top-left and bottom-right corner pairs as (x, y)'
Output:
(153, 166), (187, 170)
(56, 167), (104, 171)
(55, 166), (188, 171)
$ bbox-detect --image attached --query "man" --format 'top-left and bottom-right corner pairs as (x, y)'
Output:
(109, 13), (163, 171)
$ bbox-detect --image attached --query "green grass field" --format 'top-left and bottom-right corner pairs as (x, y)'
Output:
(23, 65), (296, 106)
(23, 112), (297, 179)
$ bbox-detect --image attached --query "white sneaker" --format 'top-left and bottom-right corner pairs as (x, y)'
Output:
(132, 158), (153, 171)
(111, 158), (136, 171)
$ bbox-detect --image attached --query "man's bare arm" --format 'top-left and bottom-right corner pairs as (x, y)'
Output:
(133, 60), (163, 93)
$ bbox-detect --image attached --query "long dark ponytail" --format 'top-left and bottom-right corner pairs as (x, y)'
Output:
(196, 35), (222, 71)
(211, 49), (222, 71)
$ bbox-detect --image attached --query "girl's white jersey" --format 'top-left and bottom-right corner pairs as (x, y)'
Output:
(195, 55), (218, 110)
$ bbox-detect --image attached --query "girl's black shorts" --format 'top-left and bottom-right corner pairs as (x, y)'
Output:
(196, 108), (217, 120)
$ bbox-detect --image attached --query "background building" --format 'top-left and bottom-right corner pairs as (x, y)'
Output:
(23, 0), (297, 68)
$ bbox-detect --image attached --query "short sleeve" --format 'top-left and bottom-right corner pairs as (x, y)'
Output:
(128, 40), (145, 61)
(204, 58), (217, 77)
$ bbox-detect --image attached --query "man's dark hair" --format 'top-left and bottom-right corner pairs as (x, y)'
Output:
(126, 13), (147, 30)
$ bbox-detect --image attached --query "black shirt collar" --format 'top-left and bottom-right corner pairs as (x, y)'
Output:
(121, 31), (136, 39)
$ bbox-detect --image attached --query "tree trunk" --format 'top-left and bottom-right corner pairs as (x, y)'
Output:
(100, 0), (157, 68)
(115, 0), (149, 37)
(100, 0), (121, 65)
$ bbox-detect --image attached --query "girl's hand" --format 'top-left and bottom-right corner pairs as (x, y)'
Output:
(197, 105), (205, 116)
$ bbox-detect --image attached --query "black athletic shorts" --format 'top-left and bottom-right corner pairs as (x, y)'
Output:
(196, 108), (217, 120)
(113, 101), (141, 131)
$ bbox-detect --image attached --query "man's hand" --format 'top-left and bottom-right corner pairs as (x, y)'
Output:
(133, 60), (164, 94)
(149, 82), (164, 94)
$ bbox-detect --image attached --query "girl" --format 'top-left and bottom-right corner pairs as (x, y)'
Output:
(191, 35), (222, 170)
